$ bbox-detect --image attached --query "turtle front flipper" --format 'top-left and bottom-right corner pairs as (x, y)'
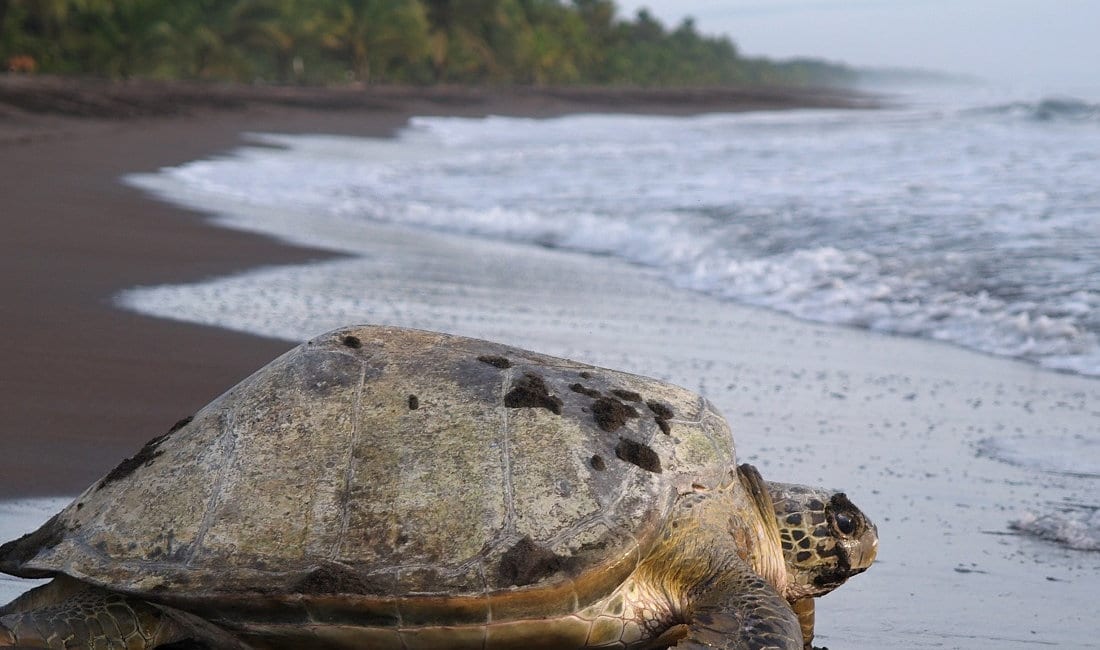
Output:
(791, 598), (816, 649)
(672, 565), (801, 650)
(1, 576), (249, 649)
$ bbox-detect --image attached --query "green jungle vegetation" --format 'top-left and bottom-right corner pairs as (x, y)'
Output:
(0, 0), (859, 86)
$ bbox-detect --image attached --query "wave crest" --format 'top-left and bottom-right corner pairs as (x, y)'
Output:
(971, 96), (1100, 122)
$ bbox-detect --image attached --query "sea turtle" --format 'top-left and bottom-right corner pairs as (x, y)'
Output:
(0, 325), (877, 649)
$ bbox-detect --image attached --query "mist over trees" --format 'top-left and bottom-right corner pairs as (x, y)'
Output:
(0, 0), (857, 86)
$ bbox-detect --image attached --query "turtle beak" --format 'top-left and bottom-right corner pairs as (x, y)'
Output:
(849, 522), (878, 573)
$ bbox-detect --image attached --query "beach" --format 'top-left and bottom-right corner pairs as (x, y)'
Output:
(2, 77), (1098, 649)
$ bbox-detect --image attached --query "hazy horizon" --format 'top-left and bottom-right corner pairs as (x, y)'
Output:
(617, 0), (1100, 96)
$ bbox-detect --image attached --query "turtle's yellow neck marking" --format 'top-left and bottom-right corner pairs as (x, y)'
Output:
(617, 473), (789, 631)
(734, 465), (788, 594)
(523, 474), (794, 649)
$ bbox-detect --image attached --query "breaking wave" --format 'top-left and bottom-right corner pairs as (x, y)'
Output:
(128, 100), (1100, 377)
(969, 96), (1100, 122)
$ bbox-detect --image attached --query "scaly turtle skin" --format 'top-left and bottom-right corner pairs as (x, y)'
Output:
(0, 325), (877, 649)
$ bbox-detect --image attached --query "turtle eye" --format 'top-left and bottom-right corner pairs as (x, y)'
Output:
(834, 512), (856, 536)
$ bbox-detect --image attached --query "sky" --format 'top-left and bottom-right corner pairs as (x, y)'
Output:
(614, 0), (1100, 94)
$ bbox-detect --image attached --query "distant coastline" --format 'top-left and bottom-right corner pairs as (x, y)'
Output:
(0, 74), (877, 121)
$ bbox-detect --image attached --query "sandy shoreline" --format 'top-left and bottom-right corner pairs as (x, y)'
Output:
(2, 77), (1098, 648)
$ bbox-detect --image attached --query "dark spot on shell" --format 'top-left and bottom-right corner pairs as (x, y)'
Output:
(478, 355), (512, 369)
(646, 401), (674, 435)
(786, 513), (803, 526)
(504, 373), (562, 415)
(590, 455), (606, 471)
(615, 438), (662, 473)
(407, 395), (419, 410)
(611, 389), (642, 402)
(646, 400), (674, 420)
(579, 371), (594, 379)
(796, 551), (813, 563)
(342, 335), (362, 349)
(295, 563), (387, 595)
(498, 536), (564, 587)
(570, 383), (602, 398)
(592, 397), (639, 432)
(168, 415), (194, 433)
(798, 537), (812, 549)
(95, 428), (176, 491)
(792, 529), (806, 540)
(76, 502), (84, 510)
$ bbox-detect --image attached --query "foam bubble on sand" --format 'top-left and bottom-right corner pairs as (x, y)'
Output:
(0, 498), (71, 604)
(976, 436), (1100, 552)
(976, 435), (1100, 478)
(1012, 506), (1100, 552)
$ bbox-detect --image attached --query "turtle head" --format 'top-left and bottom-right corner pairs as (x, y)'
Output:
(765, 481), (878, 600)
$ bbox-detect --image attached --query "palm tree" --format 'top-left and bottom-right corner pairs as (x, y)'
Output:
(424, 0), (505, 82)
(317, 0), (428, 82)
(69, 0), (179, 78)
(174, 1), (236, 79)
(224, 0), (302, 82)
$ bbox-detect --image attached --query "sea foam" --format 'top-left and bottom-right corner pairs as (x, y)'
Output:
(123, 99), (1100, 377)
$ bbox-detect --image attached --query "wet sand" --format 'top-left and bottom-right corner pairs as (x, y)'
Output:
(1, 103), (352, 497)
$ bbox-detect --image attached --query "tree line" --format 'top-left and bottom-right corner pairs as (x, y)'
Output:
(0, 0), (858, 86)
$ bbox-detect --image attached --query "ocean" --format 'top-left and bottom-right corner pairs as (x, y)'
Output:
(124, 88), (1100, 378)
